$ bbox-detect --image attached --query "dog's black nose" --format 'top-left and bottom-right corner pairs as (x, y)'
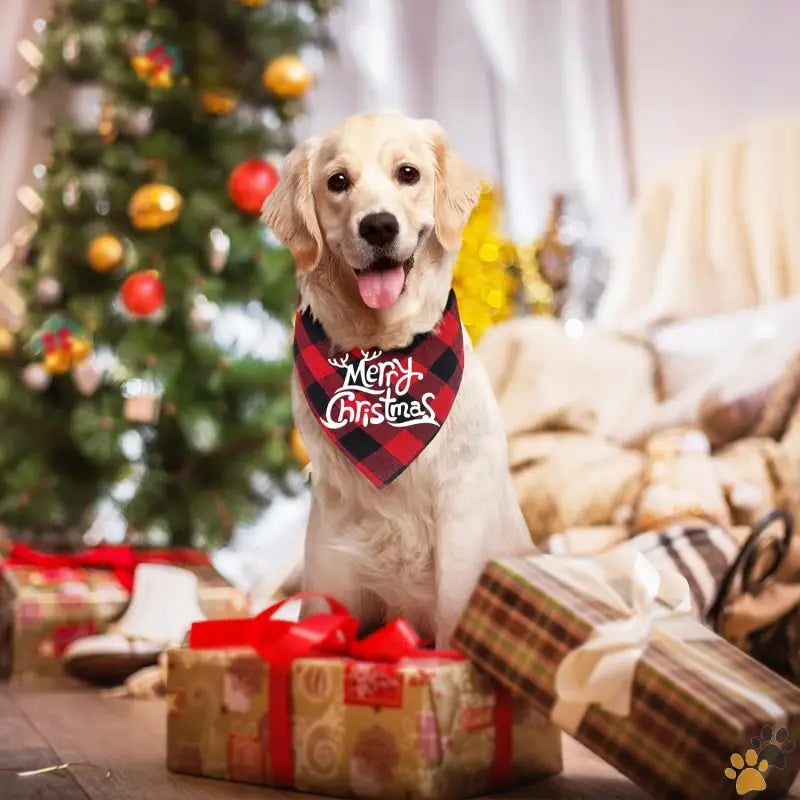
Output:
(359, 212), (399, 247)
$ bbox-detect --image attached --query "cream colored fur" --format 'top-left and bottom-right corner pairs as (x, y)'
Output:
(263, 113), (532, 646)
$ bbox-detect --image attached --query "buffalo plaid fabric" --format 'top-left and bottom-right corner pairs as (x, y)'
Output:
(293, 289), (464, 488)
(453, 556), (800, 800)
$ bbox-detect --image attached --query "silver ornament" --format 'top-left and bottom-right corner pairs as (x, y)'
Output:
(62, 32), (81, 65)
(190, 295), (219, 332)
(186, 414), (219, 452)
(123, 107), (153, 136)
(298, 44), (325, 72)
(82, 169), (108, 197)
(21, 363), (51, 392)
(62, 178), (80, 209)
(208, 228), (230, 273)
(259, 108), (282, 131)
(72, 358), (103, 396)
(124, 31), (151, 58)
(235, 104), (260, 128)
(35, 276), (62, 305)
(66, 84), (104, 131)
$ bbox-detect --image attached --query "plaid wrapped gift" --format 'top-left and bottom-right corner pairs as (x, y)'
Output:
(167, 596), (562, 798)
(0, 544), (249, 682)
(453, 545), (800, 800)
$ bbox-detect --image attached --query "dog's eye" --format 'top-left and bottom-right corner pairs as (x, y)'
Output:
(397, 165), (420, 185)
(327, 172), (350, 193)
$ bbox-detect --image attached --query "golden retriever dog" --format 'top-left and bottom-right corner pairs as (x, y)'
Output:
(263, 113), (531, 646)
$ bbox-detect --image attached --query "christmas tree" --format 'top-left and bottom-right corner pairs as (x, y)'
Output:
(0, 0), (334, 547)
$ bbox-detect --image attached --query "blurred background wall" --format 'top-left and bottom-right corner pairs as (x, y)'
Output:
(2, 0), (800, 250)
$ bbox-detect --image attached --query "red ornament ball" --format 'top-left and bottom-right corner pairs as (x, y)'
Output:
(121, 270), (165, 316)
(228, 159), (279, 214)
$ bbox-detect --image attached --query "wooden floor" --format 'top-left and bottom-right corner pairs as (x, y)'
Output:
(0, 683), (664, 800)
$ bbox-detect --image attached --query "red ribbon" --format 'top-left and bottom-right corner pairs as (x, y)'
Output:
(3, 543), (211, 592)
(189, 593), (512, 789)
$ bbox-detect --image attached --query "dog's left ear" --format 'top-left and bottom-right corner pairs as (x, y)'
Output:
(420, 120), (482, 251)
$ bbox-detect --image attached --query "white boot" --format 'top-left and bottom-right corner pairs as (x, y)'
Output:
(63, 564), (207, 686)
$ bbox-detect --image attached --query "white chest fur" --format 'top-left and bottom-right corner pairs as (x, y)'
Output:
(294, 337), (530, 642)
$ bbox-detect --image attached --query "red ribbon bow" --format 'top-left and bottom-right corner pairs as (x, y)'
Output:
(189, 593), (512, 789)
(3, 543), (211, 592)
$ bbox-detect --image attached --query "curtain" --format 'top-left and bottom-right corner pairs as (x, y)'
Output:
(303, 0), (631, 249)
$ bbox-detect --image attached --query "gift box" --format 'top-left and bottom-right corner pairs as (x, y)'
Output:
(453, 546), (800, 800)
(166, 597), (562, 798)
(0, 544), (249, 682)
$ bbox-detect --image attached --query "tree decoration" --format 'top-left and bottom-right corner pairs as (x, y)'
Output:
(87, 233), (124, 272)
(189, 294), (219, 332)
(122, 377), (162, 423)
(290, 426), (310, 467)
(67, 84), (105, 132)
(130, 35), (182, 89)
(2, 0), (336, 546)
(0, 325), (14, 357)
(228, 159), (279, 214)
(451, 184), (518, 343)
(21, 363), (51, 392)
(262, 54), (313, 98)
(128, 183), (182, 230)
(200, 91), (237, 115)
(30, 315), (92, 373)
(35, 276), (62, 304)
(121, 270), (165, 316)
(98, 95), (117, 143)
(72, 358), (103, 396)
(123, 107), (154, 136)
(208, 227), (230, 273)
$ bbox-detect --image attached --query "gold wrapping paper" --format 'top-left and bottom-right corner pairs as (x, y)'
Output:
(166, 647), (562, 799)
(0, 563), (249, 682)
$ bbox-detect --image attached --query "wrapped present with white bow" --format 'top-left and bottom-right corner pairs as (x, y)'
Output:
(453, 545), (800, 800)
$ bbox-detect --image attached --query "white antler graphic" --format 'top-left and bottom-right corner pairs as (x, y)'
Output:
(359, 349), (381, 362)
(329, 353), (350, 369)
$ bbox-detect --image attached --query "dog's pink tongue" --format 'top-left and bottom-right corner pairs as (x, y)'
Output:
(356, 265), (405, 309)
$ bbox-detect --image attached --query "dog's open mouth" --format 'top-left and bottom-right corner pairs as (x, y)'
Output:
(355, 256), (413, 310)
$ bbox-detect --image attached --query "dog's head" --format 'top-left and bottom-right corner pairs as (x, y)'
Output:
(263, 113), (480, 313)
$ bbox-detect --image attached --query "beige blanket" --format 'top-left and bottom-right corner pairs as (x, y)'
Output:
(597, 113), (800, 333)
(478, 314), (800, 546)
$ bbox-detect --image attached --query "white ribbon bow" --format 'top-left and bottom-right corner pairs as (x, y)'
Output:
(534, 545), (786, 736)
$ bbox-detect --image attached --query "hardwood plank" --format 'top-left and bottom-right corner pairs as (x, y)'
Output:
(11, 689), (299, 800)
(11, 686), (800, 800)
(0, 686), (88, 799)
(10, 688), (645, 800)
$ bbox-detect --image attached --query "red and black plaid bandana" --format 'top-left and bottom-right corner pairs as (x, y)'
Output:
(293, 290), (464, 488)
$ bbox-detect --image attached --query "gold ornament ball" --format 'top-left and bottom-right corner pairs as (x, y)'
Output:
(290, 427), (310, 467)
(263, 55), (313, 99)
(128, 183), (183, 230)
(200, 91), (238, 115)
(43, 349), (72, 374)
(87, 234), (124, 272)
(69, 337), (92, 364)
(0, 326), (14, 357)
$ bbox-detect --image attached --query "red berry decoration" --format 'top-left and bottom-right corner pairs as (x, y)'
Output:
(121, 270), (165, 316)
(228, 159), (279, 214)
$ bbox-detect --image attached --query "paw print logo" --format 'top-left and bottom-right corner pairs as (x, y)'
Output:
(724, 749), (769, 795)
(752, 725), (795, 771)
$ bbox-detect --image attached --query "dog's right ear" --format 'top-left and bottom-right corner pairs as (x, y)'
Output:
(261, 137), (323, 272)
